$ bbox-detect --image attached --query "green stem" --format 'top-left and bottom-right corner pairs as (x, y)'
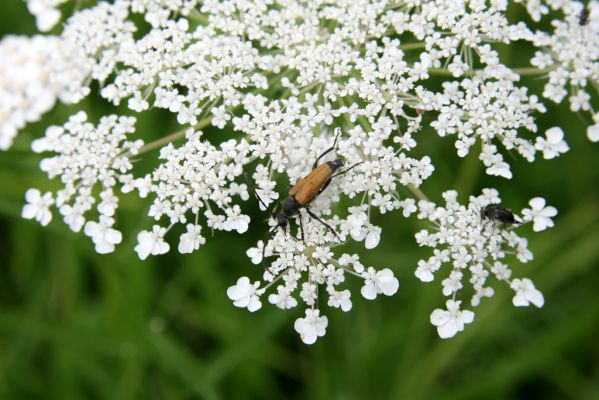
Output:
(408, 184), (429, 202)
(428, 67), (553, 77)
(399, 42), (427, 50)
(428, 68), (455, 77)
(135, 116), (213, 156)
(511, 67), (553, 76)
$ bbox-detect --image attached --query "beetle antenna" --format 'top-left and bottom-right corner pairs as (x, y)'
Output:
(312, 128), (343, 169)
(330, 161), (364, 179)
(244, 172), (277, 219)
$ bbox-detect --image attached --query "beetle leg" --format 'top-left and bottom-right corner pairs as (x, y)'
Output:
(312, 129), (342, 169)
(305, 208), (340, 240)
(261, 229), (277, 276)
(245, 172), (277, 220)
(317, 178), (333, 195)
(298, 212), (305, 242)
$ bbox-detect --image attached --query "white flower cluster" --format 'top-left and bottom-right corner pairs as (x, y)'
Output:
(133, 129), (252, 259)
(529, 1), (599, 142)
(25, 0), (68, 31)
(427, 74), (546, 178)
(24, 111), (143, 253)
(530, 2), (598, 110)
(1, 1), (140, 149)
(415, 189), (554, 338)
(0, 35), (60, 150)
(229, 220), (399, 344)
(129, 0), (198, 28)
(4, 0), (594, 342)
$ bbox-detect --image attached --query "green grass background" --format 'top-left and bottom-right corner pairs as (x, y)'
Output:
(1, 2), (598, 399)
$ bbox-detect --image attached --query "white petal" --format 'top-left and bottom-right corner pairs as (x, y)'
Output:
(246, 247), (262, 264)
(39, 210), (52, 226)
(134, 232), (153, 260)
(527, 290), (544, 308)
(247, 296), (262, 312)
(21, 204), (37, 220)
(539, 206), (557, 217)
(512, 292), (529, 307)
(233, 296), (250, 309)
(376, 269), (399, 296)
(533, 219), (551, 232)
(25, 188), (41, 203)
(430, 309), (450, 326)
(105, 229), (122, 245)
(350, 227), (366, 241)
(365, 228), (381, 249)
(95, 240), (115, 254)
(360, 281), (377, 300)
(154, 241), (170, 255)
(294, 317), (309, 335)
(460, 310), (475, 324)
(587, 124), (599, 142)
(314, 315), (328, 335)
(227, 277), (250, 301)
(415, 267), (434, 282)
(437, 320), (459, 339)
(545, 127), (564, 143)
(178, 235), (194, 254)
(300, 327), (317, 345)
(37, 9), (61, 32)
(84, 221), (100, 237)
(529, 197), (546, 210)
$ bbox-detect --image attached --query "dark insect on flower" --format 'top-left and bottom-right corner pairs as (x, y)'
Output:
(481, 205), (518, 224)
(579, 6), (590, 26)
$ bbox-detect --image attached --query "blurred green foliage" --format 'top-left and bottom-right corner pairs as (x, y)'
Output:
(1, 2), (598, 399)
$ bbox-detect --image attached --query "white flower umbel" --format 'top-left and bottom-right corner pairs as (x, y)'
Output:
(233, 212), (399, 343)
(136, 129), (251, 259)
(30, 111), (142, 252)
(0, 36), (60, 150)
(530, 2), (599, 119)
(415, 189), (551, 338)
(6, 0), (594, 343)
(428, 73), (545, 178)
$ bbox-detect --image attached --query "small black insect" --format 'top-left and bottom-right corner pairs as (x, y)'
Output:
(481, 205), (518, 224)
(579, 6), (590, 26)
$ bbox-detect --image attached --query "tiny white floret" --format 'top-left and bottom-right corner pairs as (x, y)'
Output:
(294, 309), (328, 345)
(430, 300), (475, 339)
(511, 278), (544, 308)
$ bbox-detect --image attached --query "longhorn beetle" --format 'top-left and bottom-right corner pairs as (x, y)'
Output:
(481, 205), (519, 225)
(249, 129), (362, 262)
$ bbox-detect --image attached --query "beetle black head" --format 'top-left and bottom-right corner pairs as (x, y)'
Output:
(328, 159), (344, 172)
(277, 213), (288, 228)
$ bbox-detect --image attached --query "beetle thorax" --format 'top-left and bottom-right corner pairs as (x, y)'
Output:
(327, 159), (344, 172)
